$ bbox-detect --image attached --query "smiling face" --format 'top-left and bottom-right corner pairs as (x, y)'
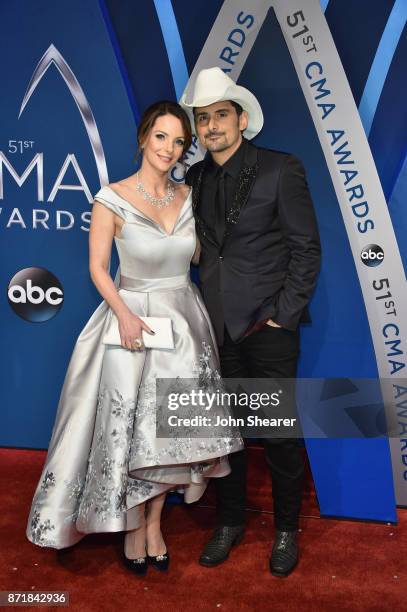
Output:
(194, 100), (248, 154)
(141, 113), (186, 172)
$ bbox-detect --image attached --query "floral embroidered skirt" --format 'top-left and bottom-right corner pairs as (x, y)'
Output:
(26, 282), (243, 549)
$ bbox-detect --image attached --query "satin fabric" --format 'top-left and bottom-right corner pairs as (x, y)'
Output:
(26, 186), (243, 549)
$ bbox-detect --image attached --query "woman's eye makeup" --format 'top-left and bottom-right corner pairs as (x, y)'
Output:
(154, 132), (184, 147)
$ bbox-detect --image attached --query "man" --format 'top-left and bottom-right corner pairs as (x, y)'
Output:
(181, 67), (321, 577)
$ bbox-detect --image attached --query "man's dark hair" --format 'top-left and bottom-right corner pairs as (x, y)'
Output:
(230, 101), (244, 116)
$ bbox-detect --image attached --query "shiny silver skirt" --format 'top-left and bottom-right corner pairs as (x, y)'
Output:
(26, 274), (243, 549)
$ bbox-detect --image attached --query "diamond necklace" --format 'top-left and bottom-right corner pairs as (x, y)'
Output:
(135, 171), (175, 209)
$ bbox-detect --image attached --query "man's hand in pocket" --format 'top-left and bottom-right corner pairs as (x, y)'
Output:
(266, 318), (282, 328)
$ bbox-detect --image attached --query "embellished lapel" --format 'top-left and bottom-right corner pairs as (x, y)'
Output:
(191, 156), (218, 247)
(191, 157), (206, 214)
(223, 142), (259, 245)
(191, 142), (259, 249)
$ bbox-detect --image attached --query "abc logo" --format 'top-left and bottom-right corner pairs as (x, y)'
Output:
(360, 244), (384, 267)
(7, 267), (64, 322)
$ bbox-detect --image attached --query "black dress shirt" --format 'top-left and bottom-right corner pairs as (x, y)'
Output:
(199, 137), (248, 237)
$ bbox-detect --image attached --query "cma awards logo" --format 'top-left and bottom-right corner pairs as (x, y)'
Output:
(360, 244), (384, 267)
(0, 44), (108, 232)
(8, 267), (64, 322)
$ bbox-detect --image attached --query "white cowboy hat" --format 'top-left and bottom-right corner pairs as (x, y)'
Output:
(180, 67), (263, 140)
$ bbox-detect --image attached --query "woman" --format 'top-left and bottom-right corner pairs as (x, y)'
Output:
(26, 101), (243, 575)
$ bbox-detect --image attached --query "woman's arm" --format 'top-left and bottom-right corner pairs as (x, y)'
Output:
(89, 201), (153, 349)
(191, 236), (201, 265)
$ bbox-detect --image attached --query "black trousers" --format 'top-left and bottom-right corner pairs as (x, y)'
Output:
(216, 324), (304, 532)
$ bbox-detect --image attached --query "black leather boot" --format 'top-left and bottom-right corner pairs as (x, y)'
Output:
(269, 530), (298, 577)
(199, 525), (245, 567)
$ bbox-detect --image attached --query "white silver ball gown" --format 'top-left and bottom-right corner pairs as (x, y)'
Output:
(26, 186), (243, 549)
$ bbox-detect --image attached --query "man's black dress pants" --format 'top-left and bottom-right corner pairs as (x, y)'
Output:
(215, 324), (304, 532)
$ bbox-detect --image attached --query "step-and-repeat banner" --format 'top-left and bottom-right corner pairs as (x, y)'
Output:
(1, 0), (406, 521)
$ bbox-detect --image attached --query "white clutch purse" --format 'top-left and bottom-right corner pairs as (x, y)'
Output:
(102, 314), (175, 349)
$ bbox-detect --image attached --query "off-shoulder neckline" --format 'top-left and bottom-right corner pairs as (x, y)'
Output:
(97, 184), (192, 237)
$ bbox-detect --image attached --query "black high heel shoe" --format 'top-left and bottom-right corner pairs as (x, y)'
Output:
(147, 550), (170, 572)
(123, 551), (148, 576)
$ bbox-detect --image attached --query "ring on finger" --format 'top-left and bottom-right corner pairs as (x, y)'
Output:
(133, 337), (143, 350)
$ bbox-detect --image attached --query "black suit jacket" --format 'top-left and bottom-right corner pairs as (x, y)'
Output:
(186, 140), (321, 344)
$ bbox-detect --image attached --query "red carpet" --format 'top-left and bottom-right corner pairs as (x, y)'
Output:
(0, 447), (404, 611)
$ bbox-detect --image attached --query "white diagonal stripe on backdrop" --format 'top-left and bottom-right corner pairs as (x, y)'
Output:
(271, 0), (407, 504)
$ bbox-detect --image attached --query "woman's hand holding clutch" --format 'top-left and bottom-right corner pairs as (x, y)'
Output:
(117, 310), (155, 351)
